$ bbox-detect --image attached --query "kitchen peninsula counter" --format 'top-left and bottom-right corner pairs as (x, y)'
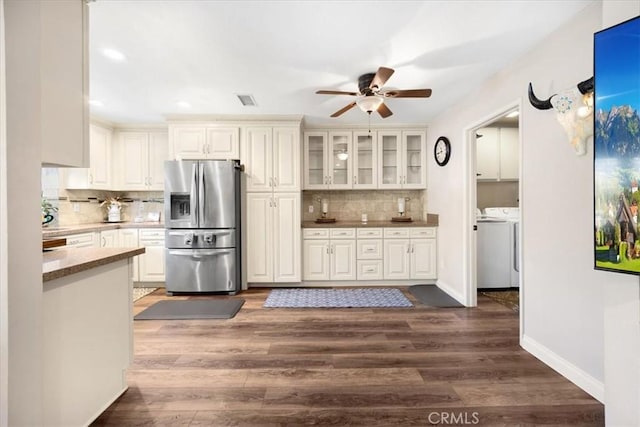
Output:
(43, 247), (145, 282)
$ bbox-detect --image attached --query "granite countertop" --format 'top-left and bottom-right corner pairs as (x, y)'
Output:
(43, 247), (146, 282)
(302, 215), (439, 228)
(42, 221), (164, 238)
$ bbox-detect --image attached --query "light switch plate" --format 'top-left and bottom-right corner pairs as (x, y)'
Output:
(308, 205), (314, 213)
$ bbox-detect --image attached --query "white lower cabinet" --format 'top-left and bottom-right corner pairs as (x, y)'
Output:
(99, 229), (118, 247)
(60, 232), (98, 248)
(138, 229), (166, 282)
(303, 228), (356, 281)
(246, 193), (301, 283)
(383, 227), (437, 280)
(118, 228), (140, 281)
(356, 228), (383, 280)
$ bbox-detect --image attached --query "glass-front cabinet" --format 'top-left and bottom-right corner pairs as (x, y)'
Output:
(378, 130), (426, 189)
(304, 129), (425, 190)
(353, 131), (378, 189)
(303, 131), (353, 189)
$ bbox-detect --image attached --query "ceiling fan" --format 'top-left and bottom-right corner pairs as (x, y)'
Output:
(315, 66), (432, 118)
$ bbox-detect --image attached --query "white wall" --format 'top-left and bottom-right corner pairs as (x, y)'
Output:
(428, 0), (605, 400)
(3, 1), (44, 425)
(0, 0), (8, 425)
(600, 3), (640, 425)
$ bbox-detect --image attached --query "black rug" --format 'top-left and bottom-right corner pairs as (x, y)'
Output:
(134, 299), (244, 320)
(408, 285), (464, 308)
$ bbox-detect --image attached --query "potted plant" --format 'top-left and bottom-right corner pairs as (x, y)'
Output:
(101, 196), (124, 222)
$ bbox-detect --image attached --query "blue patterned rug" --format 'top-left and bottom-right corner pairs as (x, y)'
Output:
(263, 288), (413, 308)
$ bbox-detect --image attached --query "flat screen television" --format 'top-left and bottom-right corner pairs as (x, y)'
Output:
(594, 15), (640, 275)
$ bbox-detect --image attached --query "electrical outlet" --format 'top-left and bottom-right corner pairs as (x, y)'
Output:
(73, 203), (80, 213)
(308, 205), (314, 213)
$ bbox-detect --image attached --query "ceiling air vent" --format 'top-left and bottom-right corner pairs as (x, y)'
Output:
(236, 94), (257, 107)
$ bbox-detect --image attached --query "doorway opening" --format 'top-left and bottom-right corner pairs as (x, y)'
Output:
(462, 100), (522, 332)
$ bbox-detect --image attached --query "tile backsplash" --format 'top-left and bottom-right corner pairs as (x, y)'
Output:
(302, 190), (426, 222)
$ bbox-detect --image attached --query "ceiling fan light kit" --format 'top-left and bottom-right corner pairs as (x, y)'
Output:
(316, 66), (432, 119)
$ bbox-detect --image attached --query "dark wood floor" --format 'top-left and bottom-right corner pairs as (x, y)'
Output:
(92, 287), (603, 426)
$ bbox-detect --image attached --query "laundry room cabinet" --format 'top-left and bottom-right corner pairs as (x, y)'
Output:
(476, 127), (519, 181)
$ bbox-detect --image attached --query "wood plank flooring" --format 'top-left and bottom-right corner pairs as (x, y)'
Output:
(92, 288), (603, 426)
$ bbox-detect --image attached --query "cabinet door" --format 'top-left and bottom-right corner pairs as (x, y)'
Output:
(100, 229), (118, 247)
(410, 238), (437, 279)
(353, 131), (377, 189)
(328, 131), (352, 189)
(499, 127), (519, 180)
(402, 131), (426, 189)
(383, 239), (410, 279)
(243, 128), (273, 192)
(378, 131), (402, 189)
(246, 193), (273, 282)
(118, 229), (139, 281)
(476, 127), (499, 180)
(119, 131), (149, 190)
(273, 127), (300, 192)
(303, 239), (330, 281)
(89, 124), (112, 189)
(273, 193), (301, 282)
(206, 127), (239, 159)
(171, 126), (207, 159)
(148, 132), (169, 190)
(330, 239), (356, 280)
(138, 241), (166, 282)
(303, 132), (328, 189)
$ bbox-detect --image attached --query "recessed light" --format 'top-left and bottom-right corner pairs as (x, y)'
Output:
(506, 111), (519, 118)
(89, 99), (104, 107)
(102, 48), (126, 62)
(176, 101), (192, 109)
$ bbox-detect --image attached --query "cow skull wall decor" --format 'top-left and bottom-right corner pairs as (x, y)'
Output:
(528, 77), (594, 156)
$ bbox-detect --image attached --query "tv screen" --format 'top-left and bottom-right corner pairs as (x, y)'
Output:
(594, 15), (640, 275)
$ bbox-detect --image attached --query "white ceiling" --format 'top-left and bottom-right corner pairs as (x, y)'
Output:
(89, 0), (593, 127)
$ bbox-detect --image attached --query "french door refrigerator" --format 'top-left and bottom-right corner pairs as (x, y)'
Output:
(164, 159), (243, 294)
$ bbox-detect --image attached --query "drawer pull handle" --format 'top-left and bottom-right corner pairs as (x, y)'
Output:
(365, 249), (375, 252)
(365, 268), (375, 272)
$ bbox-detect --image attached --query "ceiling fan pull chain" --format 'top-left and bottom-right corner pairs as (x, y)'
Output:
(368, 112), (372, 138)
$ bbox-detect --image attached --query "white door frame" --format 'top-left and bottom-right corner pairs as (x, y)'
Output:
(0, 0), (8, 424)
(462, 98), (523, 332)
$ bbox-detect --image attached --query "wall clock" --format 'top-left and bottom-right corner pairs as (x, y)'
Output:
(434, 136), (451, 166)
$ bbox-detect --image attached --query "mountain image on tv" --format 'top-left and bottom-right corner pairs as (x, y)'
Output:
(593, 16), (640, 274)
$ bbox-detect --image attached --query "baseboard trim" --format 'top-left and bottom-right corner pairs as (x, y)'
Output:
(435, 279), (467, 306)
(521, 334), (604, 403)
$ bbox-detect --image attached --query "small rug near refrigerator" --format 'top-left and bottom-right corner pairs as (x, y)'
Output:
(263, 288), (413, 308)
(134, 299), (245, 320)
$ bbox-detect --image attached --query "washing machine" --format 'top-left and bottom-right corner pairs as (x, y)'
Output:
(477, 207), (520, 288)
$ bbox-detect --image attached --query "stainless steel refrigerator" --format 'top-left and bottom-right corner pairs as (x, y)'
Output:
(164, 159), (243, 294)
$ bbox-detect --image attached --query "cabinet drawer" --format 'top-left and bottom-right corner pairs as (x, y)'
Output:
(303, 228), (329, 239)
(61, 232), (96, 248)
(357, 260), (383, 280)
(384, 228), (410, 238)
(409, 227), (436, 238)
(139, 229), (165, 240)
(356, 228), (383, 239)
(357, 239), (383, 260)
(330, 228), (356, 239)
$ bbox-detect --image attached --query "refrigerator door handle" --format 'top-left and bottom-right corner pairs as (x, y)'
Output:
(199, 162), (206, 224)
(169, 249), (232, 258)
(190, 163), (198, 226)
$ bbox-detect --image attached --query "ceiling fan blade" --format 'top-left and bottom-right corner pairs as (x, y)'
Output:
(369, 67), (394, 90)
(331, 102), (357, 117)
(316, 90), (359, 96)
(377, 102), (393, 118)
(384, 89), (432, 98)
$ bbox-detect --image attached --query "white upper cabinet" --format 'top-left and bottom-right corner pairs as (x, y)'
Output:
(242, 126), (300, 192)
(63, 123), (112, 190)
(353, 131), (378, 189)
(116, 130), (169, 191)
(378, 130), (426, 189)
(476, 126), (519, 181)
(169, 124), (239, 160)
(40, 0), (89, 168)
(303, 131), (353, 189)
